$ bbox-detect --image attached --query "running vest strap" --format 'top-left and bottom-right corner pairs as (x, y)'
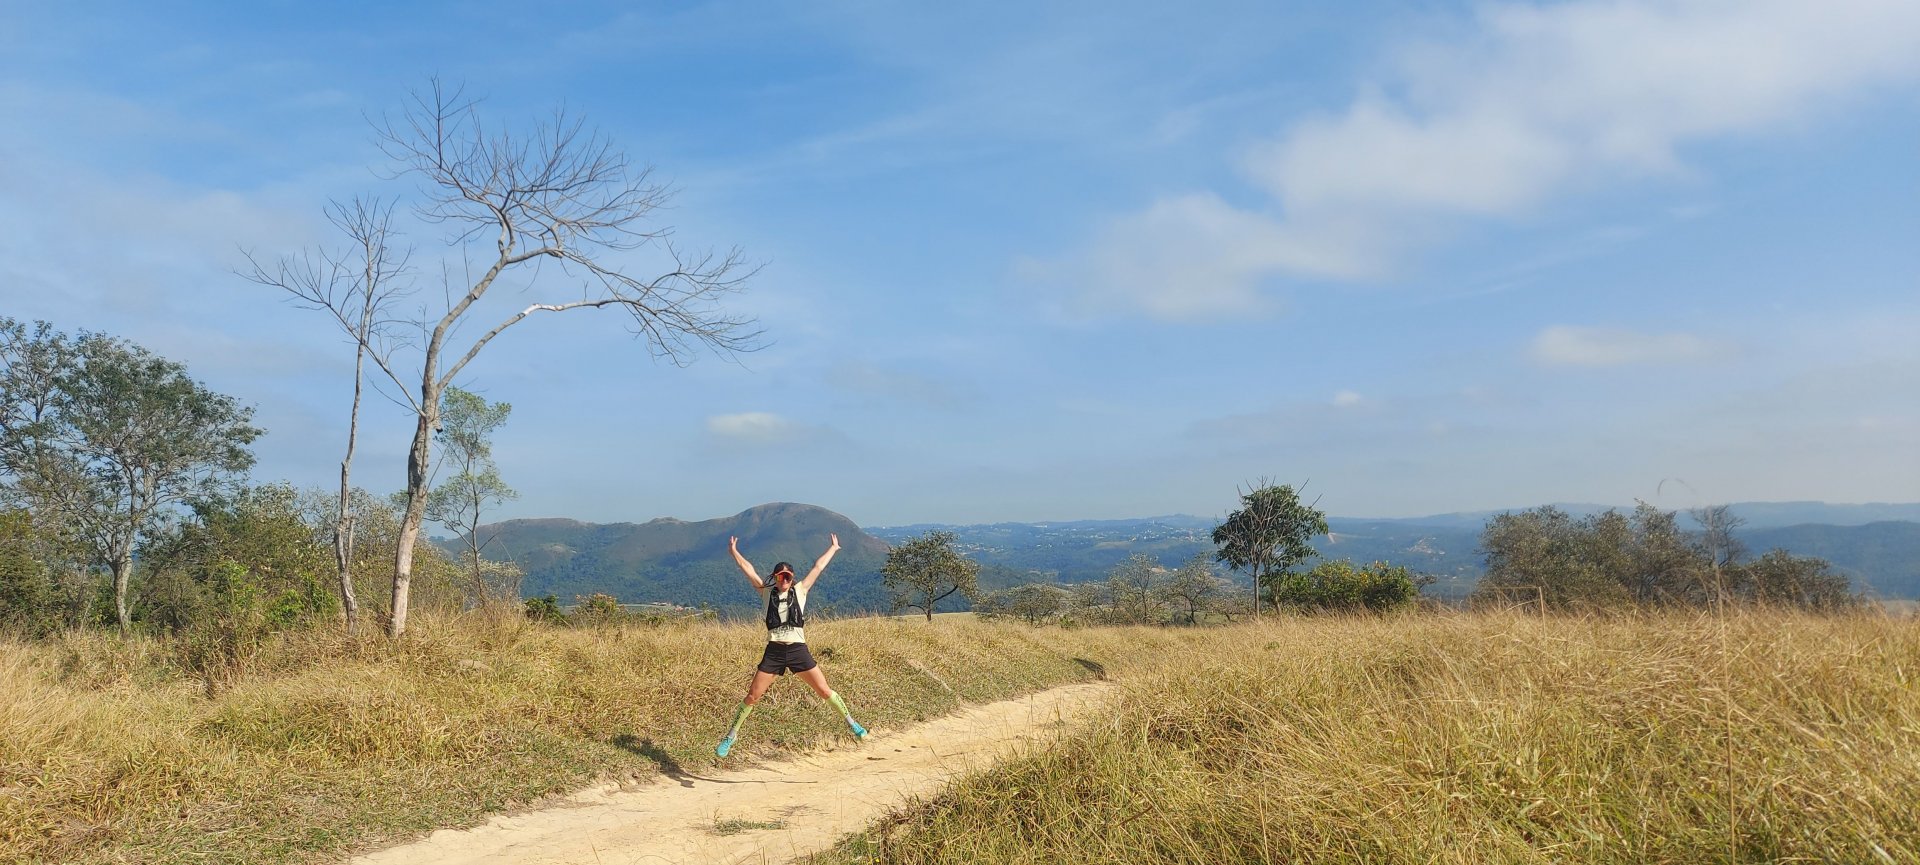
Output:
(765, 586), (805, 631)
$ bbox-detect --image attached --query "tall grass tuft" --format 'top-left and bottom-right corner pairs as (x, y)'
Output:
(820, 611), (1920, 865)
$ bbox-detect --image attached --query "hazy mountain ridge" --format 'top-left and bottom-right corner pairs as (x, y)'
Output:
(1362, 501), (1920, 531)
(466, 501), (1920, 608)
(466, 503), (892, 613)
(873, 503), (1920, 600)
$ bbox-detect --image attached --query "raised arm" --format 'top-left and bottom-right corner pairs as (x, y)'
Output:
(729, 536), (766, 589)
(799, 533), (840, 592)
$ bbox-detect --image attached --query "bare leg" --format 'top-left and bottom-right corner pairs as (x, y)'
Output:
(793, 666), (833, 699)
(797, 666), (868, 738)
(744, 670), (779, 704)
(718, 669), (781, 756)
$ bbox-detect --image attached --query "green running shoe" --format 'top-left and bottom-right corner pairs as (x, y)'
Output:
(715, 734), (737, 757)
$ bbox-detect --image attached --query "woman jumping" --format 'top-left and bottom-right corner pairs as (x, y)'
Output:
(716, 532), (869, 757)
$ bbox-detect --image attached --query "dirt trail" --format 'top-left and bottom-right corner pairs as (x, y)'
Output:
(348, 682), (1113, 865)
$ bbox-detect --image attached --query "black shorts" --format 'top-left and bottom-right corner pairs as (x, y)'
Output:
(757, 642), (817, 675)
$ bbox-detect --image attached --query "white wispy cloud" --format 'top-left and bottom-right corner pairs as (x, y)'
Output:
(1530, 325), (1726, 367)
(1042, 0), (1920, 319)
(705, 412), (805, 443)
(1017, 193), (1376, 320)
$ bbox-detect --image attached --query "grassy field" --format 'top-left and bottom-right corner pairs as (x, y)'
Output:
(6, 611), (1915, 864)
(0, 611), (1151, 865)
(816, 611), (1920, 865)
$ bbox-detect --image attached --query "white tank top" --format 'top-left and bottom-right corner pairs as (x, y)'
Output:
(758, 584), (808, 644)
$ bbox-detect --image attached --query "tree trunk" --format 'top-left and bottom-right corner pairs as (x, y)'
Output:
(465, 505), (484, 609)
(111, 552), (133, 633)
(335, 449), (360, 634)
(334, 505), (358, 634)
(336, 323), (367, 634)
(389, 411), (434, 637)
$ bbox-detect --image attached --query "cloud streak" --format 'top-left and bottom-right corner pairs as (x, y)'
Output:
(706, 411), (806, 443)
(1530, 325), (1727, 367)
(1040, 0), (1920, 319)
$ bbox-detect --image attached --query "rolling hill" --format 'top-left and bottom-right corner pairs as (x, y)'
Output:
(465, 501), (1920, 609)
(463, 502), (893, 613)
(870, 513), (1920, 602)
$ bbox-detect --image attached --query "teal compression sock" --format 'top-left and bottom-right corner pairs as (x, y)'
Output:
(827, 691), (854, 722)
(828, 690), (868, 739)
(725, 702), (754, 738)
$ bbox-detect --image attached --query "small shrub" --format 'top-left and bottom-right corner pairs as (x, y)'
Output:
(571, 592), (623, 626)
(1270, 559), (1426, 613)
(524, 594), (564, 623)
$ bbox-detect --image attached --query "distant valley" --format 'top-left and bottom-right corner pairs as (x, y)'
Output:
(462, 501), (1920, 612)
(467, 502), (894, 614)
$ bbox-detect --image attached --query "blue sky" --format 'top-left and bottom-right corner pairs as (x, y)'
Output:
(3, 0), (1917, 526)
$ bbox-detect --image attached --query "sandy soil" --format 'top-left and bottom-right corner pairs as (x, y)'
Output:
(347, 681), (1113, 865)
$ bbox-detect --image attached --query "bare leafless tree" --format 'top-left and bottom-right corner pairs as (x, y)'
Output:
(244, 198), (412, 634)
(337, 81), (757, 637)
(1691, 503), (1747, 607)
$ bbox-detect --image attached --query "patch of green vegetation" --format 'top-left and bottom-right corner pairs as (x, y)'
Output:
(713, 818), (787, 836)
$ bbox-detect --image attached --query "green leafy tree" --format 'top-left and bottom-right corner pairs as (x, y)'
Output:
(574, 592), (624, 626)
(0, 509), (55, 634)
(0, 320), (260, 631)
(1011, 584), (1071, 625)
(425, 386), (520, 608)
(1212, 481), (1328, 618)
(1473, 506), (1632, 611)
(1273, 559), (1426, 614)
(882, 530), (981, 621)
(981, 583), (1071, 625)
(138, 483), (334, 634)
(1624, 503), (1706, 605)
(1157, 554), (1228, 625)
(1108, 553), (1167, 625)
(1067, 581), (1113, 625)
(524, 593), (565, 623)
(1732, 550), (1856, 610)
(0, 321), (82, 633)
(970, 588), (1009, 620)
(1474, 503), (1857, 612)
(0, 320), (74, 493)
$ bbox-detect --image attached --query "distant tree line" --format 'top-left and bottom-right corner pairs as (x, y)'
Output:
(964, 482), (1859, 627)
(1470, 503), (1855, 612)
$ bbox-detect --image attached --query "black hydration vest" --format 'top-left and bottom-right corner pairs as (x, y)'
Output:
(765, 586), (805, 631)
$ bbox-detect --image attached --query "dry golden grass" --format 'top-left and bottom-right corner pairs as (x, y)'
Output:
(0, 611), (1138, 865)
(10, 610), (1913, 864)
(818, 611), (1920, 865)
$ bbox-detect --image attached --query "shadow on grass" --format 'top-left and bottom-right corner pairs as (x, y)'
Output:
(612, 734), (821, 787)
(1072, 658), (1107, 681)
(613, 735), (735, 787)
